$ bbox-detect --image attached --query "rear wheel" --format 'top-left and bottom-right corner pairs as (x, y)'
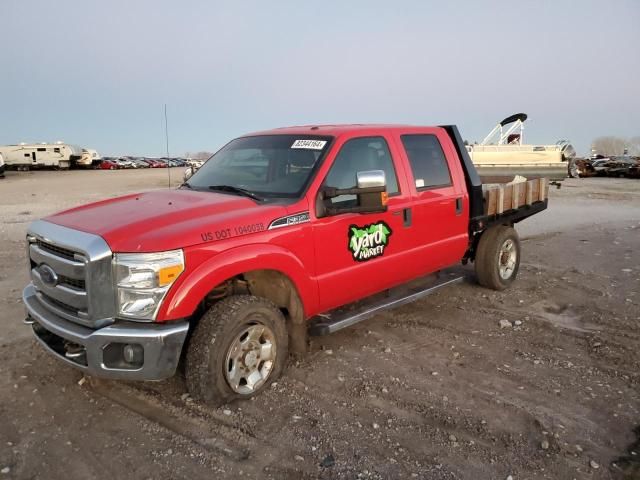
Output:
(185, 295), (288, 406)
(475, 225), (520, 290)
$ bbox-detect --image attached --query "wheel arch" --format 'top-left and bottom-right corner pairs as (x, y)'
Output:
(157, 244), (316, 353)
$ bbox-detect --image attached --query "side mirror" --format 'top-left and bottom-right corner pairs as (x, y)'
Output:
(356, 170), (387, 210)
(317, 169), (388, 217)
(183, 166), (195, 182)
(356, 169), (386, 189)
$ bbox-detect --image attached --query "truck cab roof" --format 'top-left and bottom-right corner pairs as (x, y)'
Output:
(246, 124), (441, 137)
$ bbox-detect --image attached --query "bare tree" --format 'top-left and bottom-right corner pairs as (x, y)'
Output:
(184, 151), (212, 160)
(628, 136), (640, 156)
(192, 151), (213, 160)
(591, 136), (629, 156)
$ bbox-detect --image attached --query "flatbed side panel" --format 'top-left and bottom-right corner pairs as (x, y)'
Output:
(439, 125), (484, 219)
(482, 178), (548, 216)
(471, 199), (548, 231)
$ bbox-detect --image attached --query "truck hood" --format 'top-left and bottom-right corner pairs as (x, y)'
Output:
(45, 189), (288, 252)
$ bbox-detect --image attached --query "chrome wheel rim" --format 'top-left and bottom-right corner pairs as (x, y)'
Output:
(498, 239), (517, 280)
(224, 322), (276, 394)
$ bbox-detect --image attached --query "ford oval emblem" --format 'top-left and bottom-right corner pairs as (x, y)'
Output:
(39, 264), (59, 287)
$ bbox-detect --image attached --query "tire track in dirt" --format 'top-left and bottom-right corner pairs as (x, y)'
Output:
(88, 378), (325, 479)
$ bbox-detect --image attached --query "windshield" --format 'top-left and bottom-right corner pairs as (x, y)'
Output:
(186, 135), (333, 199)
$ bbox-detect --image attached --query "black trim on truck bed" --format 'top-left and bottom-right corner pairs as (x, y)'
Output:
(471, 199), (548, 232)
(441, 125), (548, 228)
(440, 125), (549, 264)
(440, 125), (484, 219)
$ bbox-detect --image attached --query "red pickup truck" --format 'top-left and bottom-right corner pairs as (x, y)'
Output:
(23, 124), (548, 405)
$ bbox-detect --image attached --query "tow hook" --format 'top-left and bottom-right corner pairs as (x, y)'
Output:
(23, 316), (35, 325)
(64, 344), (87, 361)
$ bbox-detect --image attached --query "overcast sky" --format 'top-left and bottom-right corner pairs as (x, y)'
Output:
(2, 0), (638, 156)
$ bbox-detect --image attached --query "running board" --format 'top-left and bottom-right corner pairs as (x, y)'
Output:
(309, 274), (465, 336)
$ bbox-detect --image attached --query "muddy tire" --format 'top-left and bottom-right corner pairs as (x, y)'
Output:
(475, 225), (520, 291)
(568, 158), (581, 178)
(185, 295), (288, 406)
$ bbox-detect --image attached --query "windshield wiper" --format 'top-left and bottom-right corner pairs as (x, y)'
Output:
(208, 185), (263, 201)
(179, 182), (192, 189)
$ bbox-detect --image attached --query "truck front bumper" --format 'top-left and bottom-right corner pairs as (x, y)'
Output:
(23, 284), (189, 380)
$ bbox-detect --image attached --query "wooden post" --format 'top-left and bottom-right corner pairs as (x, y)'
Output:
(538, 178), (546, 201)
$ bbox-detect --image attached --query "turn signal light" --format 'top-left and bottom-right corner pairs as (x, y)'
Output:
(159, 264), (184, 286)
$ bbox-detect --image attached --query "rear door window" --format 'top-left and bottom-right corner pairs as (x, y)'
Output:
(400, 134), (452, 189)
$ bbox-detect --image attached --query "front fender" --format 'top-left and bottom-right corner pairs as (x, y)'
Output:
(157, 244), (318, 321)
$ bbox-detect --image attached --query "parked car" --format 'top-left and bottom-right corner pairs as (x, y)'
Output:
(602, 156), (640, 177)
(144, 158), (167, 168)
(570, 154), (640, 178)
(130, 158), (150, 168)
(113, 158), (135, 169)
(23, 124), (549, 407)
(627, 162), (640, 178)
(99, 159), (120, 170)
(186, 159), (204, 168)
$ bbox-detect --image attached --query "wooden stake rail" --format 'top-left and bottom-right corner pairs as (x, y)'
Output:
(482, 178), (548, 216)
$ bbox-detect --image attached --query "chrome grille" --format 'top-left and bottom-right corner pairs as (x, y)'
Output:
(27, 220), (115, 329)
(58, 275), (86, 290)
(40, 291), (80, 316)
(36, 239), (77, 261)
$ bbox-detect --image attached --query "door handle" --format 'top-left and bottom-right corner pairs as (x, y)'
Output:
(403, 207), (412, 227)
(455, 197), (463, 215)
(391, 208), (412, 227)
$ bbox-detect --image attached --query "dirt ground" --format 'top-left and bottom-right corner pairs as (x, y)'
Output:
(0, 170), (639, 479)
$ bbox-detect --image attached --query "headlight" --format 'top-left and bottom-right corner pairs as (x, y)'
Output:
(114, 249), (184, 321)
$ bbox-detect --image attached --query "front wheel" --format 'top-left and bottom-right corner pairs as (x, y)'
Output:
(185, 295), (288, 406)
(475, 225), (520, 291)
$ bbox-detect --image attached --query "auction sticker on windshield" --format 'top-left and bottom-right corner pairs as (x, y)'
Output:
(291, 139), (327, 150)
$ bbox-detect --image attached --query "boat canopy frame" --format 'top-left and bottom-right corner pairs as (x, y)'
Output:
(480, 113), (528, 146)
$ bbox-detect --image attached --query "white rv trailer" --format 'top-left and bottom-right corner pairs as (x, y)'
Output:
(466, 114), (576, 179)
(0, 142), (83, 170)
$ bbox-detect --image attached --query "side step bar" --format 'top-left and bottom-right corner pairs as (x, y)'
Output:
(309, 274), (465, 336)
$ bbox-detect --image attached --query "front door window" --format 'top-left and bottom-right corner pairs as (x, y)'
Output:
(323, 136), (399, 207)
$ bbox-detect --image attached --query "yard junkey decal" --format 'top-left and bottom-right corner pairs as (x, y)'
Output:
(348, 222), (392, 262)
